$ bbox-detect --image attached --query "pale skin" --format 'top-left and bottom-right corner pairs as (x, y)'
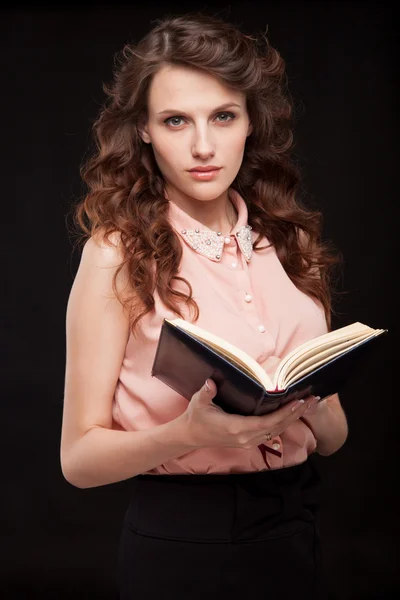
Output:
(60, 65), (348, 489)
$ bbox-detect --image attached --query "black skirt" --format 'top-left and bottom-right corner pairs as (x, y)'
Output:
(117, 457), (330, 599)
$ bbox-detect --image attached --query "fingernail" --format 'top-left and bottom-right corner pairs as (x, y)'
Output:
(304, 396), (321, 413)
(205, 379), (211, 392)
(291, 399), (305, 411)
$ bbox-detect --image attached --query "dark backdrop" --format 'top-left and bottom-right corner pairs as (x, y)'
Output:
(2, 1), (397, 599)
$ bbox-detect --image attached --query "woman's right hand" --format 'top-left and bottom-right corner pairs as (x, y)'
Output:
(180, 378), (319, 449)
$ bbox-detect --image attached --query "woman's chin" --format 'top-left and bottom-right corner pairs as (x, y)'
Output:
(182, 180), (233, 201)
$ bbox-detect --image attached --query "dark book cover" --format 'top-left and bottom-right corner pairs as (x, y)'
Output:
(151, 320), (388, 416)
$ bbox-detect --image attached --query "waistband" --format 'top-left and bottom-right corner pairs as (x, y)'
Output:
(124, 458), (321, 543)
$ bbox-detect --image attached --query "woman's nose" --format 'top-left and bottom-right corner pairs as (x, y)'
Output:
(191, 129), (215, 159)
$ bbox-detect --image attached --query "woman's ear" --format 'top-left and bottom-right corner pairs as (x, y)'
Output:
(138, 117), (151, 144)
(247, 121), (253, 137)
(139, 126), (151, 144)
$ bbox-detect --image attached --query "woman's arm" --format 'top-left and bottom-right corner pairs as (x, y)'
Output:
(300, 393), (348, 456)
(63, 416), (196, 489)
(60, 233), (195, 489)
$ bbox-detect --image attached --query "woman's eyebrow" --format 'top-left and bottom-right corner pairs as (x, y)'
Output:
(157, 102), (242, 116)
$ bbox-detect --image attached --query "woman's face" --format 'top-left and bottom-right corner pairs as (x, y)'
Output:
(140, 64), (252, 203)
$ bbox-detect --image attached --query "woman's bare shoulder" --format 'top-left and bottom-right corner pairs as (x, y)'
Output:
(82, 230), (125, 269)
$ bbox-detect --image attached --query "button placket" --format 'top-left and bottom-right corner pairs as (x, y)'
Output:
(220, 235), (242, 270)
(235, 268), (262, 338)
(238, 262), (271, 339)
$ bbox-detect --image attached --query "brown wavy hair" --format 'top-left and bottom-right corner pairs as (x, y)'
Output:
(72, 12), (342, 335)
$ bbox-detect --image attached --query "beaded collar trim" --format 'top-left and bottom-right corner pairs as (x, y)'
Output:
(179, 224), (253, 262)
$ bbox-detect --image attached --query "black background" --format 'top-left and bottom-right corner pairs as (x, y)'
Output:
(2, 1), (397, 598)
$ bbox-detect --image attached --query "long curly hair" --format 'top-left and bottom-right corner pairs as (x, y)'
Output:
(72, 12), (342, 335)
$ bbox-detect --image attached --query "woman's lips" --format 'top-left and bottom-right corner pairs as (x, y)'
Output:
(188, 168), (222, 180)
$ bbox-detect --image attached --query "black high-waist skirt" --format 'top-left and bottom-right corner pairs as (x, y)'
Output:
(117, 457), (330, 599)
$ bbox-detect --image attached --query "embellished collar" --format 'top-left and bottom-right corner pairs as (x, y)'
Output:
(167, 189), (253, 263)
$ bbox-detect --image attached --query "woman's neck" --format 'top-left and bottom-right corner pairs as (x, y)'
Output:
(165, 186), (238, 233)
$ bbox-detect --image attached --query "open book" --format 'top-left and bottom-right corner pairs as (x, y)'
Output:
(151, 318), (388, 415)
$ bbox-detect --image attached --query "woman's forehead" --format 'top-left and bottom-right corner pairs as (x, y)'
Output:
(147, 65), (245, 112)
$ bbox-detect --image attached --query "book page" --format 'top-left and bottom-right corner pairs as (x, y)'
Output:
(200, 342), (262, 382)
(273, 322), (376, 389)
(278, 329), (385, 389)
(276, 331), (372, 388)
(167, 318), (274, 389)
(282, 334), (370, 385)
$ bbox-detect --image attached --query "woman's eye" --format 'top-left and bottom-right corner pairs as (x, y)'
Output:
(215, 112), (235, 122)
(165, 116), (185, 127)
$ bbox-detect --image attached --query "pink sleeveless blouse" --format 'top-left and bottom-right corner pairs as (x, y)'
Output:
(112, 189), (328, 474)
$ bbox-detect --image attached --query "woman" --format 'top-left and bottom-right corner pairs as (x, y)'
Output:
(61, 12), (347, 599)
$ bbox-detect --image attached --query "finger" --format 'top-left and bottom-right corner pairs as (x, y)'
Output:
(262, 396), (318, 430)
(193, 379), (218, 406)
(277, 394), (321, 418)
(226, 397), (309, 434)
(302, 396), (321, 415)
(281, 396), (319, 425)
(265, 397), (308, 423)
(249, 397), (318, 442)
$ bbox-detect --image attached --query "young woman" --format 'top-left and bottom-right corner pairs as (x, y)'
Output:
(61, 13), (347, 599)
